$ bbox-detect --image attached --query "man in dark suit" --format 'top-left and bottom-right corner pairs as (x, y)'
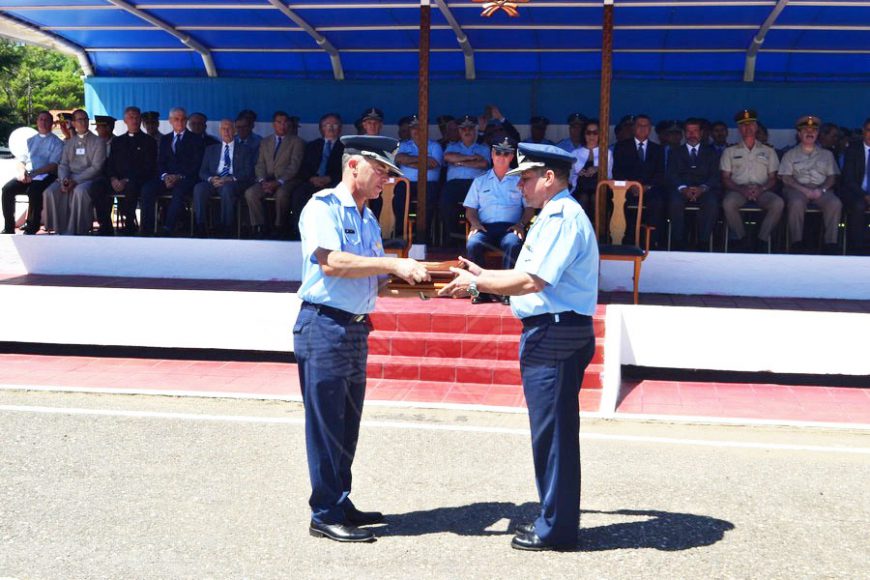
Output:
(612, 114), (667, 248)
(668, 118), (721, 251)
(839, 117), (870, 254)
(140, 107), (205, 235)
(192, 118), (255, 237)
(104, 106), (157, 235)
(289, 113), (344, 239)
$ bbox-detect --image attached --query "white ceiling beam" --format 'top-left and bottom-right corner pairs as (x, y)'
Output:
(433, 0), (474, 79)
(744, 0), (789, 82)
(267, 0), (343, 80)
(102, 0), (217, 76)
(0, 10), (94, 75)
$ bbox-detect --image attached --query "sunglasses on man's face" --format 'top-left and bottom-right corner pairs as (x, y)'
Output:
(493, 150), (513, 156)
(586, 130), (599, 135)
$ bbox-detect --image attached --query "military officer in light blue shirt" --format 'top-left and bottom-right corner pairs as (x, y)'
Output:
(395, 116), (443, 242)
(556, 112), (588, 152)
(295, 135), (429, 544)
(440, 143), (598, 551)
(1, 110), (64, 234)
(462, 137), (535, 304)
(440, 114), (491, 247)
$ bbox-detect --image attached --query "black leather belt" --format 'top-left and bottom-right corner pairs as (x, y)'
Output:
(521, 311), (591, 329)
(302, 302), (370, 325)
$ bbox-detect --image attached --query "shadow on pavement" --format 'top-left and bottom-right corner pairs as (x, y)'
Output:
(381, 503), (734, 552)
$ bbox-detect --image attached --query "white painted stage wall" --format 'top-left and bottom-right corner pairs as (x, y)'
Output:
(1, 236), (867, 300)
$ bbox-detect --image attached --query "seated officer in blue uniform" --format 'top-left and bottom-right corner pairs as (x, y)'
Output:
(439, 143), (598, 551)
(463, 137), (535, 304)
(295, 135), (429, 543)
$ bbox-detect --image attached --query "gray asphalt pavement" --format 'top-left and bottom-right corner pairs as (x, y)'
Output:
(1, 390), (868, 579)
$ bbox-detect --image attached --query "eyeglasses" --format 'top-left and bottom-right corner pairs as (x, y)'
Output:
(493, 150), (513, 156)
(585, 130), (599, 135)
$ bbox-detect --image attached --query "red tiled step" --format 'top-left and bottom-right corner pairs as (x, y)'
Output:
(371, 298), (607, 337)
(369, 331), (604, 364)
(367, 355), (602, 389)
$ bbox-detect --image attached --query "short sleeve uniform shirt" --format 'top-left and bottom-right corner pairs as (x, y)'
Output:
(720, 141), (780, 187)
(462, 169), (525, 224)
(778, 145), (839, 187)
(511, 189), (599, 319)
(297, 183), (385, 315)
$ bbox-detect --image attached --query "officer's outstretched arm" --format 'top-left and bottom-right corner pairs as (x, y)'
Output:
(314, 248), (430, 285)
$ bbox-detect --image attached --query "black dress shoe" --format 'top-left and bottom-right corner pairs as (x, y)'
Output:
(309, 521), (375, 543)
(510, 531), (574, 552)
(345, 507), (384, 526)
(1, 227), (14, 234)
(515, 522), (535, 535)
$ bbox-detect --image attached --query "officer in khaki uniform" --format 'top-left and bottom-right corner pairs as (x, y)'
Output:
(778, 115), (842, 254)
(720, 109), (783, 251)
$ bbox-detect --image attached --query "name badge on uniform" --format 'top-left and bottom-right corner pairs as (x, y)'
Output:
(344, 228), (356, 234)
(75, 147), (86, 156)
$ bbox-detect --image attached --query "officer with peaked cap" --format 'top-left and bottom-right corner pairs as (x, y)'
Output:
(360, 107), (384, 136)
(295, 135), (429, 543)
(439, 142), (599, 551)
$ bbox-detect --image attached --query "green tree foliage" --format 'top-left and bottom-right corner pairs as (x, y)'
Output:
(0, 40), (84, 143)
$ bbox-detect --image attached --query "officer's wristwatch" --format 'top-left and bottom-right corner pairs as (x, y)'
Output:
(467, 279), (480, 298)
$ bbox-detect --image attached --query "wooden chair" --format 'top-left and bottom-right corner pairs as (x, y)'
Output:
(595, 180), (652, 304)
(373, 176), (412, 258)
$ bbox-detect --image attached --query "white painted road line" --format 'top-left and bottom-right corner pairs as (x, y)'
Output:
(2, 403), (869, 455)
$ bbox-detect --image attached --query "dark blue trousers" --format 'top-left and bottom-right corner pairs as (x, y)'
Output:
(293, 305), (370, 524)
(466, 222), (523, 269)
(519, 315), (595, 545)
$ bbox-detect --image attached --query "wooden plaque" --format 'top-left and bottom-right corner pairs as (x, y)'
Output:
(384, 260), (463, 299)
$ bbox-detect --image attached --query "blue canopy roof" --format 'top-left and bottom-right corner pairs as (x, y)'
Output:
(1, 0), (868, 82)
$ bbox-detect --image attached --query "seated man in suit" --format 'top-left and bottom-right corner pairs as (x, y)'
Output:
(188, 112), (219, 147)
(612, 114), (667, 248)
(288, 113), (344, 240)
(1, 110), (63, 235)
(779, 115), (841, 254)
(463, 138), (534, 304)
(234, 112), (261, 153)
(720, 109), (783, 252)
(140, 107), (206, 236)
(839, 117), (870, 255)
(43, 109), (107, 235)
(103, 106), (158, 235)
(441, 114), (491, 247)
(668, 118), (721, 251)
(193, 119), (255, 238)
(244, 110), (305, 239)
(90, 114), (117, 235)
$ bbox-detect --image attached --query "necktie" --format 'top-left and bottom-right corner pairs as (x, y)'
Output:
(220, 144), (231, 177)
(318, 140), (332, 176)
(172, 132), (180, 154)
(690, 146), (698, 165)
(274, 136), (282, 160)
(637, 142), (645, 163)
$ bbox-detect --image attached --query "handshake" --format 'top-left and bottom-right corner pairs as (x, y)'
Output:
(385, 256), (482, 300)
